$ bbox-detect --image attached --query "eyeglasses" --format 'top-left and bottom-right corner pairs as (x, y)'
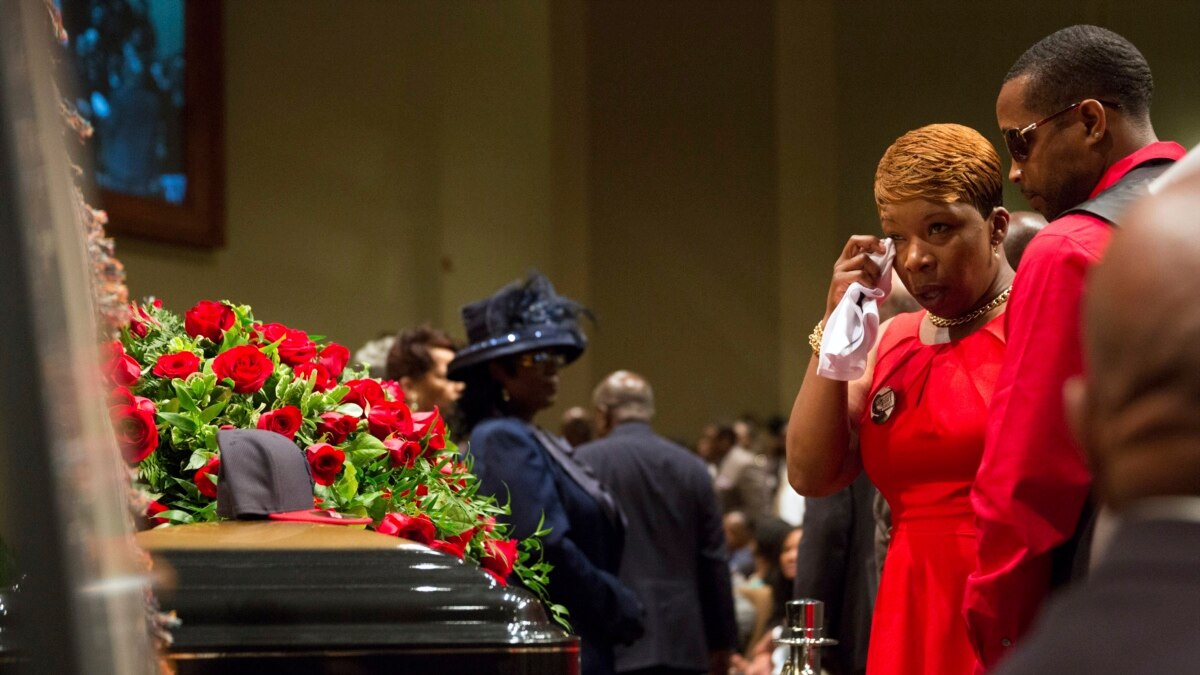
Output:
(517, 350), (566, 371)
(1002, 99), (1121, 162)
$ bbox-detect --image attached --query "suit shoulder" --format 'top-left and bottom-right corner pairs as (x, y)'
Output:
(660, 438), (710, 471)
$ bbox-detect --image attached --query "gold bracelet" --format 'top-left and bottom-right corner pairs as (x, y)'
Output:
(808, 320), (824, 357)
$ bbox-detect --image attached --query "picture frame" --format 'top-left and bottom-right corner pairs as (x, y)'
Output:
(64, 0), (224, 247)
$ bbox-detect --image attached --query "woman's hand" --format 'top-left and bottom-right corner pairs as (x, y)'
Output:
(728, 651), (771, 675)
(729, 630), (776, 675)
(826, 235), (886, 317)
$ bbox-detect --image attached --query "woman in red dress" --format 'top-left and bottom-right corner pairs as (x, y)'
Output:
(787, 123), (1015, 675)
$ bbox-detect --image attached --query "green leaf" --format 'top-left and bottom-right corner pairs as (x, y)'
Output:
(172, 380), (200, 414)
(325, 384), (350, 407)
(199, 395), (229, 424)
(184, 450), (212, 472)
(335, 462), (359, 502)
(156, 509), (195, 524)
(158, 411), (197, 433)
(189, 371), (217, 402)
(344, 433), (386, 467)
(334, 401), (362, 417)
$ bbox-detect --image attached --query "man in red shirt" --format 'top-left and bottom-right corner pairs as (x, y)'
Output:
(964, 25), (1186, 671)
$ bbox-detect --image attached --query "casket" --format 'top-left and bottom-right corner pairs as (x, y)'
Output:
(138, 521), (579, 674)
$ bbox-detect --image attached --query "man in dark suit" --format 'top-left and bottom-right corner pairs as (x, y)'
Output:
(576, 371), (737, 675)
(995, 170), (1200, 674)
(792, 472), (877, 675)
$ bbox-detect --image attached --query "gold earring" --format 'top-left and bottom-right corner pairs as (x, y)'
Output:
(501, 388), (510, 402)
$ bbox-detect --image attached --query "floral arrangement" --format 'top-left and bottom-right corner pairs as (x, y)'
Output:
(109, 298), (564, 625)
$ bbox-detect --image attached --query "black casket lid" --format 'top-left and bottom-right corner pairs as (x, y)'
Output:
(137, 522), (572, 653)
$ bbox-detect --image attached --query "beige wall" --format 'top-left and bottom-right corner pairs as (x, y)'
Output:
(584, 1), (780, 438)
(117, 0), (1200, 441)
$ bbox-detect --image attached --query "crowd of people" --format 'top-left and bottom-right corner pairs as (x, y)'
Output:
(354, 24), (1199, 675)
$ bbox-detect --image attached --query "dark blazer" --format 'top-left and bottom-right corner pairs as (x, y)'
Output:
(576, 421), (738, 673)
(469, 417), (644, 675)
(994, 516), (1200, 675)
(792, 472), (878, 675)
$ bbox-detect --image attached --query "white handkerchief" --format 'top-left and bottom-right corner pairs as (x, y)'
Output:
(818, 239), (895, 381)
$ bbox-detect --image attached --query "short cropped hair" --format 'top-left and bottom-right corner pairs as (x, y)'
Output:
(593, 371), (655, 422)
(1005, 25), (1153, 119)
(874, 123), (1003, 218)
(385, 324), (458, 381)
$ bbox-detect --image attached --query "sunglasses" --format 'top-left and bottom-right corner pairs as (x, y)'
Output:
(517, 350), (567, 371)
(1002, 99), (1121, 162)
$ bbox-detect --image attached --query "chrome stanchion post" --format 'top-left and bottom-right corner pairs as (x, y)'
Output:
(777, 599), (838, 675)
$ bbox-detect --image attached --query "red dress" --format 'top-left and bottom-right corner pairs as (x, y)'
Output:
(858, 310), (1005, 675)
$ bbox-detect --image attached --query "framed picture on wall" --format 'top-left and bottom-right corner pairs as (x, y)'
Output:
(61, 0), (224, 247)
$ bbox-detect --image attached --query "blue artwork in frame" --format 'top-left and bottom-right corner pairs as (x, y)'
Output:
(61, 0), (224, 247)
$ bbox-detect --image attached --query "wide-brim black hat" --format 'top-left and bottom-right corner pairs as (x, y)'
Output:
(448, 271), (588, 379)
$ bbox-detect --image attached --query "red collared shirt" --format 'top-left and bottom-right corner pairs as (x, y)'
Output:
(964, 141), (1187, 670)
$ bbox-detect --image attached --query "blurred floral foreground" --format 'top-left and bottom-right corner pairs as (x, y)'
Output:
(108, 299), (564, 625)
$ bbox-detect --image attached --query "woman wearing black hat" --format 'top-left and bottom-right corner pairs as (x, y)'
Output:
(449, 271), (644, 675)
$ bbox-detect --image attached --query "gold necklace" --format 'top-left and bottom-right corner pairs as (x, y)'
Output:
(928, 286), (1012, 328)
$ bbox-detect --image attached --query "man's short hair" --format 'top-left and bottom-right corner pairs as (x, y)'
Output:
(875, 123), (1003, 219)
(385, 324), (458, 381)
(593, 370), (655, 422)
(1005, 25), (1153, 119)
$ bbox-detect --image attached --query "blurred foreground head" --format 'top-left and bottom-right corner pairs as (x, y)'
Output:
(1072, 174), (1200, 510)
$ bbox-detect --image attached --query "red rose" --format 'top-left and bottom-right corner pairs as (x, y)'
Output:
(385, 437), (422, 469)
(376, 512), (436, 545)
(256, 323), (316, 366)
(251, 322), (288, 345)
(294, 362), (334, 392)
(104, 340), (141, 386)
(128, 304), (157, 338)
(146, 500), (170, 526)
(316, 412), (358, 444)
(398, 484), (429, 501)
(278, 330), (317, 367)
(413, 408), (447, 452)
(439, 460), (468, 491)
(152, 351), (201, 379)
(213, 344), (274, 394)
(447, 527), (477, 549)
(109, 386), (136, 407)
(257, 406), (303, 440)
(367, 400), (414, 440)
(380, 379), (405, 402)
(318, 343), (351, 376)
(184, 300), (235, 342)
(110, 396), (158, 464)
(480, 538), (519, 580)
(306, 443), (345, 486)
(430, 539), (467, 559)
(477, 515), (497, 533)
(195, 457), (220, 498)
(343, 378), (385, 409)
(482, 568), (508, 586)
